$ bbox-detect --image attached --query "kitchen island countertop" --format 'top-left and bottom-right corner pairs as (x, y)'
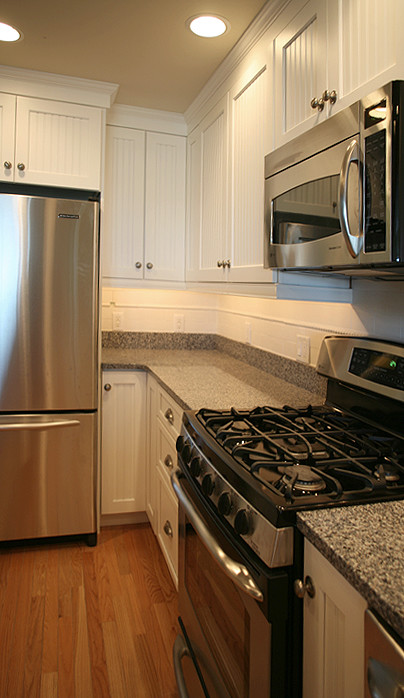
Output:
(102, 339), (404, 642)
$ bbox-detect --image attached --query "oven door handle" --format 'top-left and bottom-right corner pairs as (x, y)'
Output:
(173, 634), (192, 698)
(172, 469), (264, 602)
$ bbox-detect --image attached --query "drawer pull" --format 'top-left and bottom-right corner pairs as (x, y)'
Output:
(163, 520), (173, 538)
(164, 454), (173, 470)
(165, 408), (174, 424)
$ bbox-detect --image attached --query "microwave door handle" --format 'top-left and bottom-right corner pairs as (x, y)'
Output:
(171, 469), (264, 602)
(339, 138), (363, 258)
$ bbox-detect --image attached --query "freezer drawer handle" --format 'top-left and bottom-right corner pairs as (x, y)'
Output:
(171, 469), (263, 602)
(0, 419), (80, 431)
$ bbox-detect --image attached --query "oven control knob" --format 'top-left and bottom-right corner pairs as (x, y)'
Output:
(190, 456), (203, 477)
(202, 474), (215, 496)
(176, 436), (184, 453)
(234, 509), (251, 536)
(218, 492), (232, 516)
(181, 443), (192, 464)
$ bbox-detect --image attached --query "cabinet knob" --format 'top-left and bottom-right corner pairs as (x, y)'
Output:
(164, 454), (173, 470)
(163, 520), (173, 538)
(224, 259), (231, 268)
(310, 97), (324, 112)
(322, 89), (337, 105)
(135, 261), (142, 269)
(294, 576), (315, 599)
(165, 408), (174, 424)
(104, 383), (112, 391)
(17, 162), (26, 171)
(3, 161), (12, 170)
(217, 260), (224, 268)
(146, 262), (153, 270)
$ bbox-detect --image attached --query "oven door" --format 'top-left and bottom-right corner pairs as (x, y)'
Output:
(172, 469), (295, 698)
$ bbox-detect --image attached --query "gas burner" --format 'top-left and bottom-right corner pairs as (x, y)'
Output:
(278, 464), (327, 494)
(375, 460), (402, 483)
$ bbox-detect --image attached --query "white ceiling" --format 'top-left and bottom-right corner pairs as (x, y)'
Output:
(0, 0), (268, 113)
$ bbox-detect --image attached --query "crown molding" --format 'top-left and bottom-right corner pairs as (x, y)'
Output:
(106, 103), (187, 136)
(0, 64), (119, 108)
(184, 0), (288, 131)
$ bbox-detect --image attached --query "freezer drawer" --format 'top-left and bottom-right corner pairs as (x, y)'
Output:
(0, 412), (97, 541)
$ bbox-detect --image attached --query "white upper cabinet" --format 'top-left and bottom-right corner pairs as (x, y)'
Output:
(102, 125), (186, 283)
(187, 95), (229, 282)
(274, 0), (403, 148)
(103, 126), (146, 280)
(274, 0), (329, 147)
(144, 132), (186, 282)
(1, 95), (102, 188)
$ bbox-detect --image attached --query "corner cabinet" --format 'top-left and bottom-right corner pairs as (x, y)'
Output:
(102, 125), (186, 283)
(101, 370), (147, 516)
(0, 94), (102, 188)
(146, 375), (182, 587)
(302, 539), (367, 698)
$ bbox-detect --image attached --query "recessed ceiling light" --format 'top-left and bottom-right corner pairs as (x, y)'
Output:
(187, 15), (230, 38)
(0, 22), (22, 42)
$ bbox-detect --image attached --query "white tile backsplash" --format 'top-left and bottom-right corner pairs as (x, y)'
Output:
(102, 279), (404, 366)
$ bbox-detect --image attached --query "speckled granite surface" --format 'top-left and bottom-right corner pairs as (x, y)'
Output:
(297, 503), (404, 640)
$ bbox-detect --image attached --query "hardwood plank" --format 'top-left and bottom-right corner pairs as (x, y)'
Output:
(72, 585), (93, 698)
(58, 615), (74, 698)
(102, 620), (128, 697)
(40, 672), (58, 698)
(82, 552), (111, 697)
(42, 547), (59, 675)
(0, 551), (26, 696)
(22, 593), (45, 698)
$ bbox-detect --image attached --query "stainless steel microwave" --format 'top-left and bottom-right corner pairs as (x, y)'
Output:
(264, 81), (404, 276)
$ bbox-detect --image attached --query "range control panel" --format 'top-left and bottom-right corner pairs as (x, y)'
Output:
(349, 348), (404, 391)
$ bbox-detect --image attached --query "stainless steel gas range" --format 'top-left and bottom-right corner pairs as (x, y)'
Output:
(172, 336), (404, 698)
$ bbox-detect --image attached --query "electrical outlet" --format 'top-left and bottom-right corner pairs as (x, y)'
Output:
(245, 322), (252, 345)
(297, 335), (310, 363)
(174, 314), (185, 332)
(112, 311), (124, 330)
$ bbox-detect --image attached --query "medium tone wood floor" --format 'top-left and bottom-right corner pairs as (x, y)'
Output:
(0, 524), (179, 698)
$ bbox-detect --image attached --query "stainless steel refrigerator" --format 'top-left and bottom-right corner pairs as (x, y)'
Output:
(0, 190), (99, 545)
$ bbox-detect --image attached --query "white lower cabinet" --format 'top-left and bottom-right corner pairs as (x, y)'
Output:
(146, 375), (181, 587)
(302, 539), (367, 698)
(101, 370), (147, 515)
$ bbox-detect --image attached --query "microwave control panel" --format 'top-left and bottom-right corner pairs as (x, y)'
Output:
(364, 129), (386, 253)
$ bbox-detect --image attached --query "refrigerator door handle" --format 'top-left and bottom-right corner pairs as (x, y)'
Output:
(0, 419), (80, 431)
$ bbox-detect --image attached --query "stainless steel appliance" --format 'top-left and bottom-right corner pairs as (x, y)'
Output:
(365, 610), (404, 698)
(264, 81), (404, 276)
(173, 336), (404, 697)
(0, 187), (99, 545)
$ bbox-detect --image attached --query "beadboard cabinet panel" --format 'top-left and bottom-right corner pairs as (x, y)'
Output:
(144, 132), (186, 281)
(102, 126), (146, 280)
(0, 93), (16, 181)
(303, 539), (367, 698)
(101, 371), (146, 515)
(15, 97), (102, 188)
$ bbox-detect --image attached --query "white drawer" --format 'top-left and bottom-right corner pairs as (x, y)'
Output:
(157, 385), (183, 438)
(157, 421), (177, 487)
(157, 470), (178, 587)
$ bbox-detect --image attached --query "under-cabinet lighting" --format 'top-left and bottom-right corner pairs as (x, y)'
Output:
(187, 15), (229, 38)
(0, 22), (22, 42)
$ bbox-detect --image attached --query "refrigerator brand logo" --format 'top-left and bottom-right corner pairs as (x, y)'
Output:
(58, 213), (80, 219)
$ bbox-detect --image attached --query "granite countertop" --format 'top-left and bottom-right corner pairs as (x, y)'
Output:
(298, 503), (404, 640)
(102, 346), (326, 410)
(102, 332), (404, 642)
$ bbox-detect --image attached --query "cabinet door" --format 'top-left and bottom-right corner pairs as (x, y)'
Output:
(101, 371), (146, 515)
(328, 0), (399, 110)
(274, 0), (328, 147)
(303, 540), (367, 698)
(0, 93), (16, 182)
(146, 374), (158, 533)
(102, 125), (145, 281)
(186, 95), (229, 281)
(14, 96), (102, 189)
(144, 132), (186, 281)
(228, 46), (276, 283)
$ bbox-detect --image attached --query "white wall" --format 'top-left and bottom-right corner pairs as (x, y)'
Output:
(102, 278), (404, 366)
